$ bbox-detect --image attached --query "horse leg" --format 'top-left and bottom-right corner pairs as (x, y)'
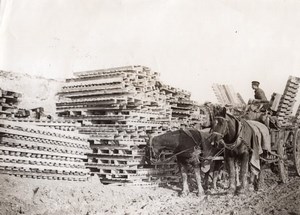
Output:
(179, 163), (189, 196)
(239, 152), (250, 194)
(255, 161), (265, 191)
(204, 172), (209, 191)
(235, 160), (240, 187)
(194, 165), (205, 197)
(211, 161), (218, 190)
(226, 154), (236, 194)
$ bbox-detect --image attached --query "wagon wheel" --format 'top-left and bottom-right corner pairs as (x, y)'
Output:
(277, 139), (288, 183)
(293, 128), (300, 176)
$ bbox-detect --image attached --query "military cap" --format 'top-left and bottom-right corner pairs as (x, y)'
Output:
(251, 81), (260, 86)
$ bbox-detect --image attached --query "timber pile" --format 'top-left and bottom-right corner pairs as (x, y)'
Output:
(9, 118), (82, 132)
(159, 84), (204, 128)
(0, 88), (21, 118)
(0, 119), (91, 181)
(56, 66), (182, 185)
(212, 84), (245, 106)
(270, 93), (282, 112)
(276, 76), (300, 126)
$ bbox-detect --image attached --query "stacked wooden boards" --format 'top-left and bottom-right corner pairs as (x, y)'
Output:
(56, 66), (179, 185)
(276, 76), (300, 126)
(270, 93), (282, 112)
(0, 119), (91, 181)
(0, 89), (21, 118)
(56, 65), (204, 185)
(212, 84), (245, 106)
(159, 83), (204, 128)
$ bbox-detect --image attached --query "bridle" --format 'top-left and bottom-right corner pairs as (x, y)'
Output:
(212, 116), (230, 139)
(213, 114), (245, 151)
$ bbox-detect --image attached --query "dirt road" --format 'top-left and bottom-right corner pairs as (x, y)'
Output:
(0, 170), (300, 215)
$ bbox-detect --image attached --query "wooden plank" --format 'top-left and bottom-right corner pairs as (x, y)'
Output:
(0, 127), (89, 147)
(0, 155), (85, 167)
(60, 83), (125, 93)
(0, 137), (90, 154)
(86, 162), (142, 168)
(60, 87), (135, 98)
(63, 76), (124, 87)
(9, 119), (80, 127)
(0, 162), (90, 173)
(0, 170), (89, 181)
(0, 145), (87, 159)
(0, 119), (89, 141)
(73, 65), (147, 78)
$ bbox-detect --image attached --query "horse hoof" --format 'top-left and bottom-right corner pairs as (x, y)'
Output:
(237, 189), (246, 195)
(180, 191), (189, 197)
(197, 191), (205, 197)
(227, 188), (236, 195)
(211, 188), (218, 194)
(197, 194), (206, 201)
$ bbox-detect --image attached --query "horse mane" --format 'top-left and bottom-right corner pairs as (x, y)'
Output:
(224, 113), (242, 144)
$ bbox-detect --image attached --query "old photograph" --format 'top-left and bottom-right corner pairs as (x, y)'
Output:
(0, 0), (300, 214)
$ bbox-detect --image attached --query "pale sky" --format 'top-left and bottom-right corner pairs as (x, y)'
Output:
(1, 0), (300, 104)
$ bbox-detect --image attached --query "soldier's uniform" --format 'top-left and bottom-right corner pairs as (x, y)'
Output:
(248, 81), (269, 112)
(254, 87), (268, 101)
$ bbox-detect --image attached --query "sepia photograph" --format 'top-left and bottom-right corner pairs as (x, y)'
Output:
(0, 0), (300, 214)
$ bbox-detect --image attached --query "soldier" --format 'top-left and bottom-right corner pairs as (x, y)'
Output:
(251, 81), (268, 103)
(247, 81), (269, 112)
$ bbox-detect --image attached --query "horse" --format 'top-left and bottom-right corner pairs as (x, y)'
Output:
(210, 106), (271, 194)
(148, 128), (222, 197)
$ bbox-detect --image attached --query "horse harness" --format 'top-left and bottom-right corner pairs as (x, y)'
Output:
(182, 128), (224, 164)
(214, 114), (246, 151)
(149, 129), (223, 165)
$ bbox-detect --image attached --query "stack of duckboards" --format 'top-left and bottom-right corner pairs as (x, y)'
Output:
(0, 89), (21, 118)
(0, 119), (91, 181)
(9, 118), (82, 132)
(56, 65), (178, 186)
(159, 84), (202, 128)
(276, 76), (300, 126)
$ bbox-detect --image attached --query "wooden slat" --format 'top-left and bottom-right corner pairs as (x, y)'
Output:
(0, 145), (87, 159)
(0, 127), (89, 147)
(0, 137), (90, 154)
(0, 162), (90, 173)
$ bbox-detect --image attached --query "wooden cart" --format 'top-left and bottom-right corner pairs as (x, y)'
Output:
(270, 125), (300, 183)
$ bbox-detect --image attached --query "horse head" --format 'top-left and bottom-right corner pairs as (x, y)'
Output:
(210, 106), (229, 146)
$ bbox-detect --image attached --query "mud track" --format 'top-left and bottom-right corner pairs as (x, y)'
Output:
(0, 170), (300, 215)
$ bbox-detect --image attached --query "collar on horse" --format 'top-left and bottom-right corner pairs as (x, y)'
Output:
(220, 113), (244, 150)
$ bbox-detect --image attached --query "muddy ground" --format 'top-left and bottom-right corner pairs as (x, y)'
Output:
(0, 169), (300, 215)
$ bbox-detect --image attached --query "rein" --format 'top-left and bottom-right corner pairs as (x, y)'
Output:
(149, 130), (222, 165)
(150, 147), (194, 165)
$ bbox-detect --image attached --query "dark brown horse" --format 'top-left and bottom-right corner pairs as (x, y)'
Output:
(211, 107), (271, 194)
(148, 128), (222, 197)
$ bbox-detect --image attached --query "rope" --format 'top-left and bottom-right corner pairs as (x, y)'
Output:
(150, 147), (193, 165)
